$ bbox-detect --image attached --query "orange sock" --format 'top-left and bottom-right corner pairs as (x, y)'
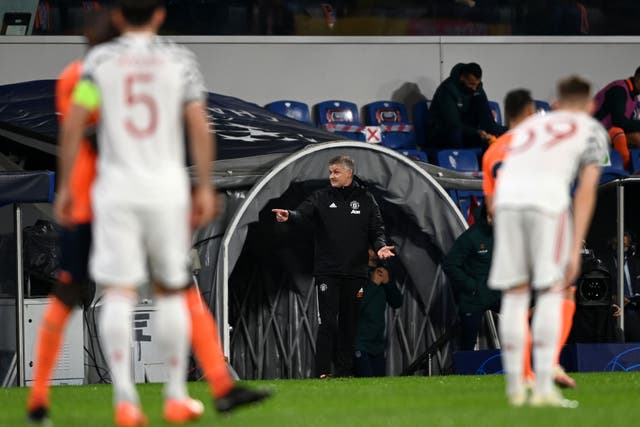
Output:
(555, 297), (576, 365)
(27, 297), (72, 410)
(610, 127), (630, 169)
(523, 324), (534, 381)
(186, 286), (234, 399)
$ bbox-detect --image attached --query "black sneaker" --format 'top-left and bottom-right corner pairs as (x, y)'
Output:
(214, 385), (271, 414)
(27, 406), (51, 426)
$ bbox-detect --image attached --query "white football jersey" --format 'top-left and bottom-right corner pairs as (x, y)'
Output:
(494, 110), (609, 213)
(81, 33), (206, 204)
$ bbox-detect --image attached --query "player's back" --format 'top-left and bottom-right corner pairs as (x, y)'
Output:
(82, 33), (204, 204)
(494, 110), (608, 213)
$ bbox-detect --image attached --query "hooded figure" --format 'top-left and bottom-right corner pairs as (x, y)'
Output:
(442, 204), (500, 350)
(426, 62), (507, 150)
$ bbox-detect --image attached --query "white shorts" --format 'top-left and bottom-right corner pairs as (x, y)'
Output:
(489, 207), (571, 290)
(90, 199), (191, 289)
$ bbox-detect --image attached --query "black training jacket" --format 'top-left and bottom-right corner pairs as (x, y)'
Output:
(288, 182), (387, 278)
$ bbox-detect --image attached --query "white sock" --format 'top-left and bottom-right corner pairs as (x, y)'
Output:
(99, 291), (138, 405)
(155, 292), (190, 401)
(532, 288), (563, 396)
(499, 290), (530, 397)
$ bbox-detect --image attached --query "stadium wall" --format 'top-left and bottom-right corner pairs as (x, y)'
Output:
(0, 36), (639, 114)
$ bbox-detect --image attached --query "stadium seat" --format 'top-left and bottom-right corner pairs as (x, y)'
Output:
(265, 100), (311, 124)
(534, 100), (552, 114)
(599, 149), (629, 184)
(363, 101), (416, 150)
(487, 101), (502, 126)
(436, 149), (480, 173)
(412, 100), (431, 150)
(629, 148), (640, 174)
(314, 100), (365, 141)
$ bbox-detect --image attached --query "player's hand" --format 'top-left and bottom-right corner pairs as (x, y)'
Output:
(53, 187), (73, 227)
(564, 250), (582, 287)
(478, 130), (492, 141)
(377, 245), (395, 260)
(373, 267), (390, 285)
(272, 209), (289, 222)
(191, 185), (217, 229)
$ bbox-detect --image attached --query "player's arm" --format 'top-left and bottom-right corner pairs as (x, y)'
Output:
(566, 163), (601, 285)
(185, 100), (216, 227)
(55, 80), (96, 225)
(481, 147), (496, 216)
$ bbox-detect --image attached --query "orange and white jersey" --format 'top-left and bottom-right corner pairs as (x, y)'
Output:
(79, 33), (205, 205)
(482, 131), (513, 198)
(494, 111), (608, 213)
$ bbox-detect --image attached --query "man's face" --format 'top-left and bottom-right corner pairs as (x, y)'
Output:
(329, 163), (353, 188)
(460, 74), (481, 93)
(624, 235), (632, 253)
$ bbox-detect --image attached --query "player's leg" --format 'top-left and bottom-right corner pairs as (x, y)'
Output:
(185, 285), (234, 398)
(184, 285), (270, 413)
(529, 209), (577, 408)
(488, 208), (531, 405)
(91, 201), (147, 426)
(27, 223), (92, 423)
(609, 127), (630, 169)
(145, 202), (202, 424)
(554, 287), (576, 388)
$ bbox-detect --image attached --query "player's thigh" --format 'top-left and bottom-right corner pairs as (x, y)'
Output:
(489, 209), (529, 290)
(526, 210), (571, 289)
(144, 202), (191, 289)
(90, 201), (146, 287)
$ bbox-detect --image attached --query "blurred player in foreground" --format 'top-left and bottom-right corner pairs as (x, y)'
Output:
(482, 89), (577, 389)
(489, 76), (607, 408)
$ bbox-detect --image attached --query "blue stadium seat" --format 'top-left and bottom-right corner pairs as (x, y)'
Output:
(488, 101), (502, 126)
(265, 100), (311, 124)
(534, 100), (552, 114)
(363, 101), (416, 150)
(412, 100), (431, 150)
(436, 149), (480, 173)
(630, 148), (640, 174)
(315, 100), (365, 141)
(599, 149), (629, 184)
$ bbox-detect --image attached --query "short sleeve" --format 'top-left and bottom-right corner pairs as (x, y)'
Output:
(579, 121), (610, 168)
(179, 48), (206, 104)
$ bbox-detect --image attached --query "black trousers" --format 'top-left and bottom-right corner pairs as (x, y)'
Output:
(315, 275), (365, 377)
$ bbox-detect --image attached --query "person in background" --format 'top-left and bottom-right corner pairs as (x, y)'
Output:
(272, 155), (395, 378)
(443, 204), (500, 351)
(353, 249), (403, 377)
(593, 66), (640, 169)
(606, 231), (640, 342)
(426, 62), (507, 150)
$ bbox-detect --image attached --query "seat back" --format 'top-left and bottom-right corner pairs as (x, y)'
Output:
(265, 100), (311, 123)
(534, 100), (552, 114)
(315, 100), (361, 125)
(363, 101), (410, 125)
(609, 148), (624, 170)
(412, 100), (431, 149)
(487, 101), (502, 126)
(436, 149), (479, 172)
(630, 148), (640, 173)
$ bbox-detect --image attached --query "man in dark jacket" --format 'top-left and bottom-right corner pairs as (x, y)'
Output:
(426, 62), (507, 150)
(353, 250), (403, 377)
(272, 155), (395, 377)
(442, 204), (500, 350)
(593, 66), (640, 169)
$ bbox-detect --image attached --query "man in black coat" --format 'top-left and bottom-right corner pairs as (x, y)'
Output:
(272, 155), (395, 377)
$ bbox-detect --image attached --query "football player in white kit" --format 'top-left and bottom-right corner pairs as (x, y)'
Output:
(55, 1), (216, 425)
(489, 76), (608, 408)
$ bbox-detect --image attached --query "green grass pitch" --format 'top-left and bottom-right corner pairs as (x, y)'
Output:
(2, 373), (640, 427)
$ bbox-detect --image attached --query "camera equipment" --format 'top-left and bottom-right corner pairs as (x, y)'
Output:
(576, 250), (611, 307)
